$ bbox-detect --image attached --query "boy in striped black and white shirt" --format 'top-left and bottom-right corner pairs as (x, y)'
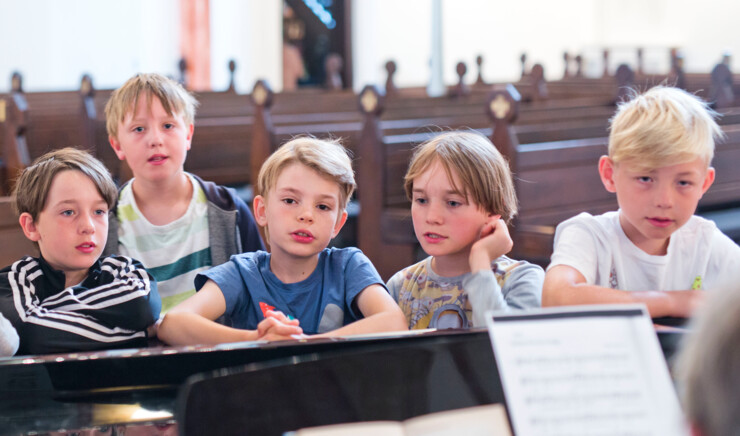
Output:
(0, 148), (161, 356)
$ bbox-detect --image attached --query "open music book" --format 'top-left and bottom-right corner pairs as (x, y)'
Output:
(287, 403), (511, 436)
(486, 305), (687, 436)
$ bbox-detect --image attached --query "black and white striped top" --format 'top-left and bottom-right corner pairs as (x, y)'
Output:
(0, 255), (160, 356)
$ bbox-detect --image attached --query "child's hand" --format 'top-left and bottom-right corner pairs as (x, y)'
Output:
(265, 310), (300, 325)
(257, 311), (303, 341)
(469, 218), (513, 273)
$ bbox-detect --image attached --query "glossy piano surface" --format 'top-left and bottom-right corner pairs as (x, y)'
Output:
(0, 328), (686, 435)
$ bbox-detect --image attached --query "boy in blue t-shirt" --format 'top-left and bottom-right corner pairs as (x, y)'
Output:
(158, 138), (407, 345)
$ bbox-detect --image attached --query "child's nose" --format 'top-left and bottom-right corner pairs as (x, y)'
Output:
(655, 185), (674, 208)
(426, 202), (444, 224)
(149, 128), (164, 146)
(79, 213), (96, 234)
(297, 207), (314, 223)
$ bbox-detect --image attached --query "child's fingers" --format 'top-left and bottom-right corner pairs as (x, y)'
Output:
(479, 221), (496, 238)
(257, 317), (303, 338)
(265, 310), (300, 325)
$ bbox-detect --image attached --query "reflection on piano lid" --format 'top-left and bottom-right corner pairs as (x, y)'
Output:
(0, 328), (686, 435)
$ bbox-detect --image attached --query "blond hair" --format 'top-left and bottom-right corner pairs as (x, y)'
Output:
(13, 147), (117, 221)
(676, 287), (740, 436)
(257, 137), (356, 211)
(404, 131), (518, 222)
(609, 86), (722, 169)
(105, 73), (199, 138)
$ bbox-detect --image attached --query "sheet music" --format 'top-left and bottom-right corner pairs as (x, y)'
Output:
(487, 306), (686, 436)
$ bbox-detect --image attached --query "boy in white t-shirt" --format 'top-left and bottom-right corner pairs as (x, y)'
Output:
(543, 86), (740, 318)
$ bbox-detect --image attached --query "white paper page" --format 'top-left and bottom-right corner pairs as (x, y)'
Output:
(487, 306), (686, 436)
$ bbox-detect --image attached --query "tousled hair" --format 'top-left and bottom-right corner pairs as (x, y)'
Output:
(13, 147), (117, 222)
(404, 131), (518, 223)
(609, 86), (722, 169)
(105, 73), (199, 138)
(257, 136), (356, 210)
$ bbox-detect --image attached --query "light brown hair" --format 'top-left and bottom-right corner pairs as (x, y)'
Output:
(256, 137), (356, 211)
(13, 147), (117, 221)
(404, 131), (518, 222)
(105, 73), (199, 138)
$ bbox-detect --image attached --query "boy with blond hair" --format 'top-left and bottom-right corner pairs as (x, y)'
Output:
(543, 86), (740, 317)
(158, 137), (407, 345)
(103, 73), (264, 312)
(0, 148), (160, 355)
(387, 131), (543, 330)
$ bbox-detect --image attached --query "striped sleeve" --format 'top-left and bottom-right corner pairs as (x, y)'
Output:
(1, 256), (160, 355)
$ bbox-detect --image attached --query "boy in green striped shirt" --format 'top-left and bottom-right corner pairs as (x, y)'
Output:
(103, 74), (264, 312)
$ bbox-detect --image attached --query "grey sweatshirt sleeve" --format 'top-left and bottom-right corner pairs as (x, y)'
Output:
(0, 311), (19, 357)
(466, 262), (544, 327)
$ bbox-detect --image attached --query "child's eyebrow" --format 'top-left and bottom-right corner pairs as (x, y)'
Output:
(277, 187), (338, 202)
(413, 187), (465, 197)
(52, 198), (107, 207)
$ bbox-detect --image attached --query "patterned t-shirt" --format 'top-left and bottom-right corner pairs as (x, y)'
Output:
(117, 174), (211, 312)
(387, 256), (543, 330)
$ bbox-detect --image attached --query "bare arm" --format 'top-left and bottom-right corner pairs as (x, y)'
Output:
(543, 265), (704, 318)
(318, 284), (408, 337)
(157, 280), (302, 346)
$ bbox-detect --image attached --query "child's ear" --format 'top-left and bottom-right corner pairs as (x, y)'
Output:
(253, 195), (268, 227)
(331, 210), (349, 238)
(109, 135), (126, 161)
(700, 167), (716, 195)
(186, 123), (194, 150)
(598, 156), (617, 193)
(19, 213), (41, 242)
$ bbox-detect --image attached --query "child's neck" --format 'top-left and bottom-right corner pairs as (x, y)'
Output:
(131, 173), (193, 226)
(431, 252), (472, 277)
(64, 270), (88, 289)
(268, 250), (320, 284)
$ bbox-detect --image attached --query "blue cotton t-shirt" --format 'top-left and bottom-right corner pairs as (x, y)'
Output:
(195, 247), (385, 334)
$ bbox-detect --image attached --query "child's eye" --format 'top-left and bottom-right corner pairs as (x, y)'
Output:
(133, 126), (144, 133)
(414, 197), (427, 205)
(282, 198), (296, 205)
(163, 123), (174, 130)
(61, 210), (74, 217)
(317, 204), (331, 211)
(447, 200), (462, 208)
(678, 180), (693, 187)
(94, 209), (108, 216)
(637, 176), (652, 183)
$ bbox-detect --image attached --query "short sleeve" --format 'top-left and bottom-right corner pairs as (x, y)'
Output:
(706, 228), (740, 291)
(343, 250), (386, 317)
(196, 258), (250, 317)
(386, 270), (405, 302)
(548, 218), (600, 284)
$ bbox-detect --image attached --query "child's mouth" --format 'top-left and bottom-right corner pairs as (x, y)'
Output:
(76, 243), (96, 253)
(291, 230), (314, 243)
(647, 217), (673, 227)
(423, 232), (446, 243)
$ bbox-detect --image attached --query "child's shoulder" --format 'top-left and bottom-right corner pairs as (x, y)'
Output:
(187, 172), (244, 211)
(388, 257), (432, 283)
(557, 211), (620, 236)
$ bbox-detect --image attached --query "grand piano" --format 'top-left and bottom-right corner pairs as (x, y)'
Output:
(0, 328), (686, 435)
